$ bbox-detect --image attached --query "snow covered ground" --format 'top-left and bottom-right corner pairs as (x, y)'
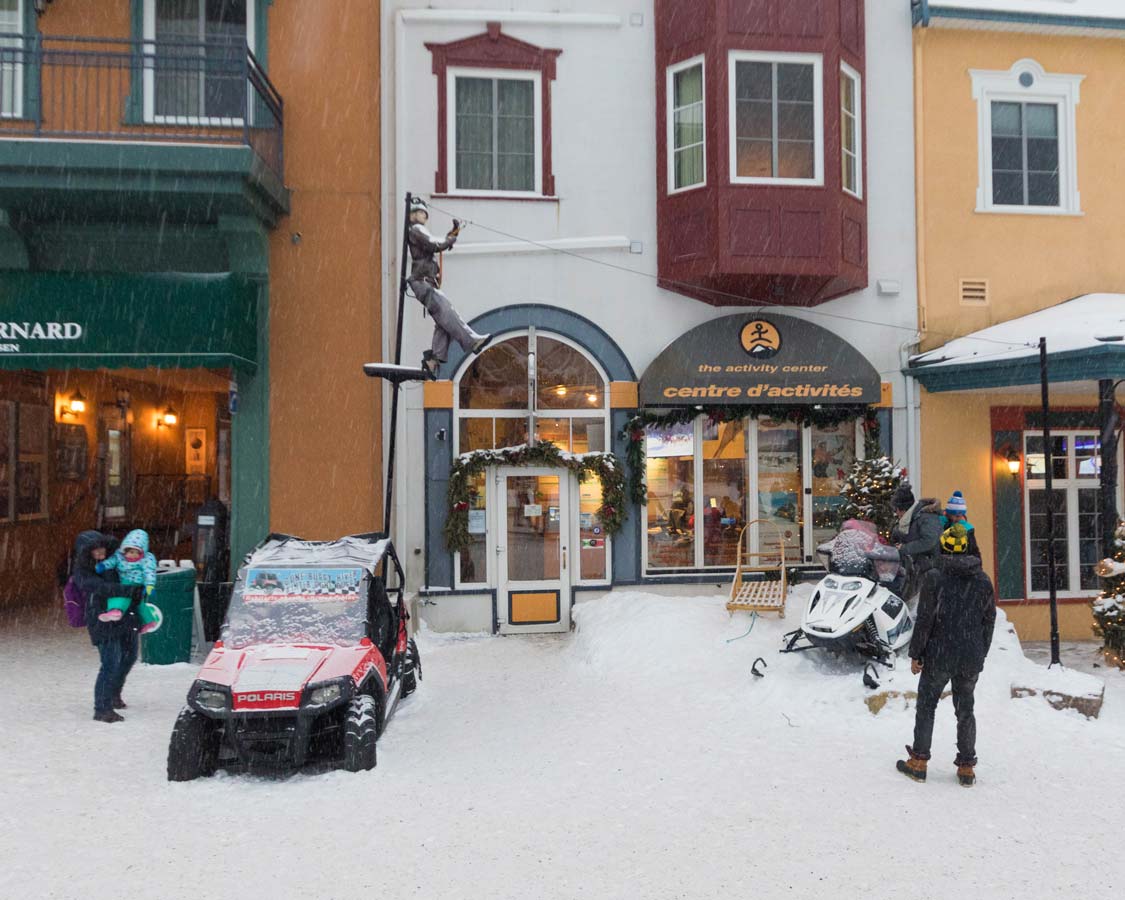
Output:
(2, 589), (1122, 900)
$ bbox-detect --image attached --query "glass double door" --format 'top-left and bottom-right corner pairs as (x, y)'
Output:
(496, 467), (571, 634)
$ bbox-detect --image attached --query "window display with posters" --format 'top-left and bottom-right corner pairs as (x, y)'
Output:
(702, 419), (747, 566)
(645, 421), (695, 569)
(16, 404), (49, 520)
(811, 423), (857, 549)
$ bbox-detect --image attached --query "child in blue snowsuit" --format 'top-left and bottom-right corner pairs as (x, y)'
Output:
(940, 491), (981, 558)
(96, 529), (163, 635)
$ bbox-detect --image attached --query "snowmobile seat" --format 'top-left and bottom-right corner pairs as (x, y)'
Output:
(727, 519), (788, 617)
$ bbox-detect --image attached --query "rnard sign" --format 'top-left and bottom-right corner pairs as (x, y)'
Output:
(0, 322), (83, 353)
(639, 314), (882, 406)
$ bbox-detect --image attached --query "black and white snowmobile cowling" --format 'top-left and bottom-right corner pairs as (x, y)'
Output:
(783, 521), (914, 666)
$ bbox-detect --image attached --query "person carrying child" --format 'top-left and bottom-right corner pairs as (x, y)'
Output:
(95, 529), (163, 636)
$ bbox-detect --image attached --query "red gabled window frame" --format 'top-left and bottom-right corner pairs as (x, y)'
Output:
(426, 23), (562, 197)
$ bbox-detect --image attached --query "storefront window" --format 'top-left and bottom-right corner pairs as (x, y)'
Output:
(12, 403), (49, 521)
(459, 470), (488, 584)
(578, 479), (607, 580)
(459, 417), (529, 454)
(810, 422), (856, 548)
(756, 418), (803, 561)
(1023, 430), (1118, 596)
(537, 337), (605, 410)
(702, 420), (747, 566)
(645, 421), (695, 569)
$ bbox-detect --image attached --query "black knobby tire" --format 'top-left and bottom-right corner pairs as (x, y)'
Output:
(167, 705), (220, 782)
(342, 694), (378, 772)
(402, 638), (422, 698)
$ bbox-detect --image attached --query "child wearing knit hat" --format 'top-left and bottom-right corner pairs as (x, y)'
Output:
(941, 491), (980, 558)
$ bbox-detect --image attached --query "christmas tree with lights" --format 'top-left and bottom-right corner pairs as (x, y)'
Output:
(1094, 520), (1125, 668)
(840, 456), (907, 540)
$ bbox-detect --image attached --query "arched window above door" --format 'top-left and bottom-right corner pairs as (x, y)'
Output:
(455, 331), (608, 454)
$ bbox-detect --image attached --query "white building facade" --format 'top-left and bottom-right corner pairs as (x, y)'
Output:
(380, 0), (920, 633)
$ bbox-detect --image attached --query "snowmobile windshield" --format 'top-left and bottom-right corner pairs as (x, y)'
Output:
(223, 566), (369, 648)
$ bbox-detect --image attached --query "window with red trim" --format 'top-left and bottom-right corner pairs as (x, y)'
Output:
(426, 24), (561, 197)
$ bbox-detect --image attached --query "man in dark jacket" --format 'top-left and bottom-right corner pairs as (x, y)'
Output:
(897, 524), (997, 786)
(72, 530), (146, 723)
(890, 484), (944, 595)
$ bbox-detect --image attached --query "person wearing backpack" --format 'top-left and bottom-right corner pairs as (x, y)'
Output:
(70, 530), (146, 723)
(897, 523), (997, 787)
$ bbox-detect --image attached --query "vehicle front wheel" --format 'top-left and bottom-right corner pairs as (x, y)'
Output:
(167, 706), (220, 782)
(402, 638), (422, 698)
(342, 694), (378, 772)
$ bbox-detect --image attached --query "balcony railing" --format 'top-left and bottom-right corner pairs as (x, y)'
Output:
(0, 35), (283, 182)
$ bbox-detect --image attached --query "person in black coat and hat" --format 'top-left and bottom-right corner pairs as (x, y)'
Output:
(897, 524), (997, 786)
(890, 483), (944, 595)
(72, 530), (146, 723)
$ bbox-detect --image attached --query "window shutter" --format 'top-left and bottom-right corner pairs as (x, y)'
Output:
(959, 279), (989, 306)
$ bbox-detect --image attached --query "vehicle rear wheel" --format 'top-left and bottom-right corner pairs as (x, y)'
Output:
(342, 694), (378, 772)
(167, 706), (220, 782)
(402, 638), (422, 698)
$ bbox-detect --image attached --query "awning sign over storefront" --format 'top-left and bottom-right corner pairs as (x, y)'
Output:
(0, 272), (259, 372)
(640, 313), (881, 406)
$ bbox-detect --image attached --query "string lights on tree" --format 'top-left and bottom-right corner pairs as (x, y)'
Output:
(1094, 520), (1125, 668)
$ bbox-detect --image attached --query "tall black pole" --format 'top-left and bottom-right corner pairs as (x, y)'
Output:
(1099, 378), (1120, 559)
(383, 192), (413, 536)
(1039, 337), (1061, 666)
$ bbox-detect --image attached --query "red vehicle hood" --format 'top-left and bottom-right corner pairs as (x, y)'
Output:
(198, 643), (385, 711)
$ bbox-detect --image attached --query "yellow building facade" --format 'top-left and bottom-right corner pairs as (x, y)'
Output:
(910, 3), (1125, 641)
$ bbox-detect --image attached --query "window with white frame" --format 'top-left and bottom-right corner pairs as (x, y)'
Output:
(449, 69), (540, 194)
(668, 56), (705, 192)
(730, 51), (823, 185)
(970, 59), (1082, 215)
(144, 0), (253, 124)
(454, 331), (610, 586)
(840, 62), (862, 198)
(1023, 430), (1122, 596)
(0, 0), (23, 119)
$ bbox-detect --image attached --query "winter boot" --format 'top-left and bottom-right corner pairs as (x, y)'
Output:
(421, 351), (440, 380)
(955, 755), (977, 787)
(471, 333), (494, 355)
(93, 710), (124, 723)
(895, 745), (928, 782)
(98, 609), (123, 623)
(113, 697), (127, 710)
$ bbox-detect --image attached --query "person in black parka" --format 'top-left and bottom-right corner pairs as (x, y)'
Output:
(890, 484), (944, 596)
(72, 530), (146, 723)
(897, 523), (997, 786)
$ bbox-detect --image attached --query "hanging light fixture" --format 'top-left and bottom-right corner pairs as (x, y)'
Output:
(157, 405), (179, 428)
(60, 390), (86, 418)
(555, 385), (567, 398)
(586, 391), (599, 405)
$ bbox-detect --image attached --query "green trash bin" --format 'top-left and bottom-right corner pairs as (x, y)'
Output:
(141, 568), (197, 665)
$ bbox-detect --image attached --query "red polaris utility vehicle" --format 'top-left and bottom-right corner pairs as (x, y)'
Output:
(167, 533), (420, 780)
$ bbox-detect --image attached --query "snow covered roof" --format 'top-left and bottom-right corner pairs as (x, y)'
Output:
(918, 0), (1125, 30)
(928, 0), (1125, 19)
(908, 293), (1125, 391)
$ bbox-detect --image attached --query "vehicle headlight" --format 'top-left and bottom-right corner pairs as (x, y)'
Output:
(841, 580), (863, 591)
(306, 683), (343, 706)
(824, 578), (839, 590)
(195, 689), (228, 712)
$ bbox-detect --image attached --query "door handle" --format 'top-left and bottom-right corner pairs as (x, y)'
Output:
(562, 547), (567, 571)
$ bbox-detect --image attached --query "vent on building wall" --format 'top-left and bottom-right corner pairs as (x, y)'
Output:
(959, 279), (989, 306)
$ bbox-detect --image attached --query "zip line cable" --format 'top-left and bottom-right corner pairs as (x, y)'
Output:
(423, 200), (1037, 354)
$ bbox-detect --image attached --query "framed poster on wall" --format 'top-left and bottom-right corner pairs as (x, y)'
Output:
(185, 428), (207, 476)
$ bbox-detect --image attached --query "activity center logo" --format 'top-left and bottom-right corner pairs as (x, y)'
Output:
(740, 320), (781, 359)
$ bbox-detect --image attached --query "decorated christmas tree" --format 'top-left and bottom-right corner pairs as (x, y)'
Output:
(840, 456), (907, 540)
(1093, 520), (1125, 667)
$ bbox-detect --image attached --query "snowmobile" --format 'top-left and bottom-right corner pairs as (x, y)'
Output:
(167, 532), (420, 780)
(782, 520), (914, 666)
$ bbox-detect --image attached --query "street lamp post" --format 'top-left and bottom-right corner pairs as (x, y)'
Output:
(1039, 337), (1061, 667)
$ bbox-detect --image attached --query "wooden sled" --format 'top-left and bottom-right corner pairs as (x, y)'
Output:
(727, 519), (788, 617)
(362, 362), (433, 384)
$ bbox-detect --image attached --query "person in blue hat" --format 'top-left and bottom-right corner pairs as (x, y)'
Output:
(941, 491), (980, 558)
